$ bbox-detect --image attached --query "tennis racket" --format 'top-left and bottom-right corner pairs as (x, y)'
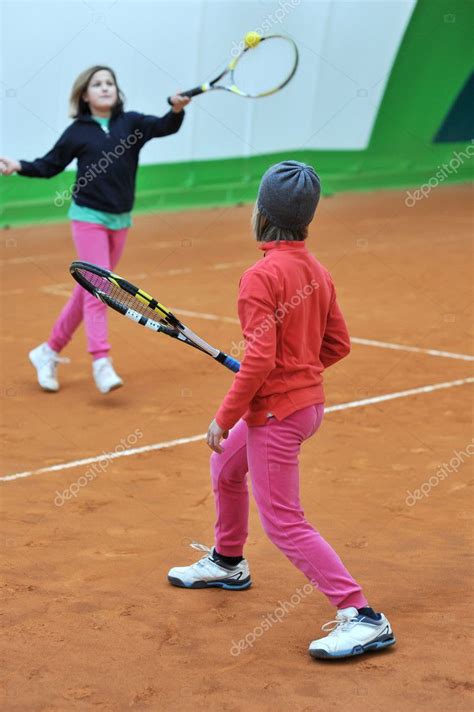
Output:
(168, 33), (298, 104)
(70, 261), (241, 373)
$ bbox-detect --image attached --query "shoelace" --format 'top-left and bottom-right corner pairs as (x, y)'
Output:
(321, 613), (359, 635)
(190, 542), (211, 554)
(189, 542), (217, 569)
(95, 359), (115, 375)
(52, 355), (70, 365)
(43, 353), (70, 377)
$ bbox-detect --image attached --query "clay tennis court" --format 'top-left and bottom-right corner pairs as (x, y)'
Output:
(1, 185), (473, 710)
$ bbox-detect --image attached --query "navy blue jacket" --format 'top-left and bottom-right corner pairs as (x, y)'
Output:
(19, 110), (185, 213)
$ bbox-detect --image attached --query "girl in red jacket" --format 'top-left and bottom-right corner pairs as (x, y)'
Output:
(168, 161), (395, 660)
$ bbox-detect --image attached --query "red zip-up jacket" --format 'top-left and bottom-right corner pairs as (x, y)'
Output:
(215, 241), (350, 431)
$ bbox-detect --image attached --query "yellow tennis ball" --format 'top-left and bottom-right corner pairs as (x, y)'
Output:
(244, 31), (261, 48)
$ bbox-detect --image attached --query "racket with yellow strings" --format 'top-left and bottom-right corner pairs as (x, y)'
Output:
(167, 32), (298, 104)
(70, 261), (241, 373)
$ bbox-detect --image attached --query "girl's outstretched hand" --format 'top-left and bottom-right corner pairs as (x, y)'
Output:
(207, 419), (229, 454)
(0, 157), (21, 176)
(169, 94), (191, 113)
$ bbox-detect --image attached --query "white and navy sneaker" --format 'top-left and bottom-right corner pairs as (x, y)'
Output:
(29, 342), (70, 392)
(92, 357), (123, 394)
(167, 542), (252, 590)
(308, 606), (395, 659)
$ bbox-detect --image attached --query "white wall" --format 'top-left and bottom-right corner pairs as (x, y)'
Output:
(0, 0), (416, 167)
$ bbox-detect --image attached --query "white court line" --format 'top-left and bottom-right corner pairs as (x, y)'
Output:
(0, 260), (248, 297)
(1, 377), (472, 483)
(173, 308), (240, 325)
(3, 284), (473, 362)
(212, 260), (250, 271)
(324, 377), (473, 412)
(0, 254), (53, 266)
(162, 267), (193, 277)
(170, 309), (474, 362)
(350, 337), (474, 362)
(0, 434), (206, 483)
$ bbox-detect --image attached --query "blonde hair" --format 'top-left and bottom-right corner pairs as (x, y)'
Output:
(69, 65), (125, 118)
(251, 203), (308, 242)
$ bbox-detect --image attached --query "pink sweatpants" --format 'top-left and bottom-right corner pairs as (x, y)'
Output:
(48, 221), (128, 359)
(211, 405), (368, 610)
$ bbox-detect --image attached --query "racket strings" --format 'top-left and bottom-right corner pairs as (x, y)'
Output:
(78, 269), (169, 325)
(233, 37), (298, 97)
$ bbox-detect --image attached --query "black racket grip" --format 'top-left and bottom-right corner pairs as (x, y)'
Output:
(167, 85), (206, 106)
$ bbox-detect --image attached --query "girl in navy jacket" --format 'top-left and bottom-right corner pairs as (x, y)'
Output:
(0, 65), (188, 393)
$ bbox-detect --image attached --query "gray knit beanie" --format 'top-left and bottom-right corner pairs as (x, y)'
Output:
(257, 160), (321, 230)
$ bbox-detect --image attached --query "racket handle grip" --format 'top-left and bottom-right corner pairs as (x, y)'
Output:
(222, 355), (241, 373)
(167, 85), (206, 105)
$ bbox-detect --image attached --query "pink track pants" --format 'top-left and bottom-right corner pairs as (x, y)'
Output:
(211, 405), (368, 609)
(48, 221), (128, 359)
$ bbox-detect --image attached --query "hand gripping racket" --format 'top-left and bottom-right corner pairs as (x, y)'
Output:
(168, 33), (298, 104)
(70, 261), (241, 373)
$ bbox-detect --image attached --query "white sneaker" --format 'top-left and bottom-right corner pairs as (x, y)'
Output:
(308, 606), (395, 659)
(92, 357), (123, 394)
(29, 342), (69, 392)
(168, 542), (252, 590)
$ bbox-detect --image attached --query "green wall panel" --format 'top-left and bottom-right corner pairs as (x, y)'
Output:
(1, 0), (472, 228)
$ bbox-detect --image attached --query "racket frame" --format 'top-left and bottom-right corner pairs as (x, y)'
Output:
(168, 34), (298, 103)
(69, 261), (241, 372)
